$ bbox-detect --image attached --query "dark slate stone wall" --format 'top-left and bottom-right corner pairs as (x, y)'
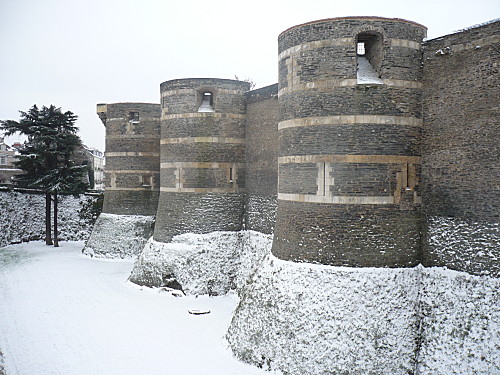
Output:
(155, 192), (244, 240)
(279, 123), (421, 156)
(279, 88), (423, 121)
(160, 78), (249, 114)
(279, 17), (427, 54)
(272, 200), (421, 267)
(161, 117), (245, 138)
(102, 190), (160, 216)
(421, 21), (500, 276)
(244, 84), (279, 234)
(154, 78), (250, 242)
(101, 102), (161, 216)
(278, 17), (426, 85)
(274, 17), (426, 266)
(161, 143), (245, 163)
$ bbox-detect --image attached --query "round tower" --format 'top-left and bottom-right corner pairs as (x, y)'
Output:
(154, 78), (250, 242)
(274, 17), (427, 267)
(83, 102), (161, 258)
(97, 102), (161, 216)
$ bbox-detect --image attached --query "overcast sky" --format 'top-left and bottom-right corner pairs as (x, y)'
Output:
(1, 0), (498, 151)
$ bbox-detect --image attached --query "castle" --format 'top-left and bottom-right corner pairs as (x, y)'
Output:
(85, 17), (499, 374)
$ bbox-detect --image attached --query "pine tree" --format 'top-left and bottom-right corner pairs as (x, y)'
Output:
(0, 105), (89, 246)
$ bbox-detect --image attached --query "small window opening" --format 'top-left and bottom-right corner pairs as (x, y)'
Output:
(229, 167), (234, 183)
(142, 174), (151, 187)
(357, 42), (366, 56)
(356, 32), (384, 85)
(198, 92), (215, 113)
(129, 112), (140, 123)
(0, 156), (6, 165)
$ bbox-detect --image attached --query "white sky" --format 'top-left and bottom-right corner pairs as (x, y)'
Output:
(0, 0), (498, 151)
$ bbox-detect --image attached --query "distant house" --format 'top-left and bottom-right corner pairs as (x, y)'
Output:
(71, 144), (105, 191)
(85, 147), (105, 190)
(0, 137), (105, 190)
(0, 137), (22, 185)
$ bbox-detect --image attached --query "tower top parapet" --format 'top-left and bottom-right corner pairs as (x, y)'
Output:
(279, 16), (427, 37)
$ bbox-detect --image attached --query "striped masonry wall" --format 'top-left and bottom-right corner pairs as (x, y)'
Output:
(273, 17), (428, 267)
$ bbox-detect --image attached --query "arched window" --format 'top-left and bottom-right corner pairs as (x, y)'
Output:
(198, 91), (215, 112)
(356, 32), (384, 85)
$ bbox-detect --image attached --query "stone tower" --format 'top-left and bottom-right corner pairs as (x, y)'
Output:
(273, 17), (427, 267)
(154, 78), (250, 242)
(83, 102), (161, 258)
(97, 102), (161, 216)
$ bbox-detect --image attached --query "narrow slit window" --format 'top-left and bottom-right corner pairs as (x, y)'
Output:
(198, 92), (215, 113)
(229, 167), (234, 183)
(323, 162), (326, 196)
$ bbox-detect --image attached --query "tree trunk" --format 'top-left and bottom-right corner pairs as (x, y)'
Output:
(45, 193), (53, 245)
(53, 191), (59, 247)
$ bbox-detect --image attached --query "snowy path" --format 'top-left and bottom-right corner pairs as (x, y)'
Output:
(0, 241), (270, 375)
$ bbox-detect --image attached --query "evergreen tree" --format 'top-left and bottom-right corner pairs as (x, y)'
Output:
(0, 105), (89, 246)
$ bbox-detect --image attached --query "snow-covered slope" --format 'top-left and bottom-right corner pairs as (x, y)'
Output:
(129, 231), (271, 295)
(228, 256), (421, 374)
(129, 228), (499, 374)
(82, 213), (155, 259)
(227, 255), (500, 375)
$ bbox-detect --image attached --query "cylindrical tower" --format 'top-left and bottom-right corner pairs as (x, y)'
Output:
(83, 102), (160, 258)
(98, 102), (161, 215)
(154, 78), (250, 242)
(274, 17), (427, 267)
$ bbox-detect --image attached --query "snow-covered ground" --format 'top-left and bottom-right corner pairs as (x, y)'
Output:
(0, 241), (275, 375)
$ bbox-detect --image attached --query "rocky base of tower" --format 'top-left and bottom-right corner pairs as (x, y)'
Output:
(417, 268), (500, 374)
(128, 231), (271, 296)
(226, 257), (500, 375)
(82, 213), (155, 259)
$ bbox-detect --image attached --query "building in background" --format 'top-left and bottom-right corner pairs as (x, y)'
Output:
(84, 147), (105, 191)
(0, 136), (104, 190)
(0, 137), (22, 185)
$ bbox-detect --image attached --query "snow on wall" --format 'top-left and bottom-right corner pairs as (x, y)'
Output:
(245, 195), (277, 235)
(226, 255), (421, 375)
(0, 189), (98, 248)
(128, 231), (272, 296)
(417, 268), (500, 375)
(425, 216), (500, 276)
(226, 256), (500, 375)
(82, 213), (155, 259)
(0, 349), (5, 375)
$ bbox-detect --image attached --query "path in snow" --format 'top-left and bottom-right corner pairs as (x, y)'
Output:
(0, 241), (271, 375)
